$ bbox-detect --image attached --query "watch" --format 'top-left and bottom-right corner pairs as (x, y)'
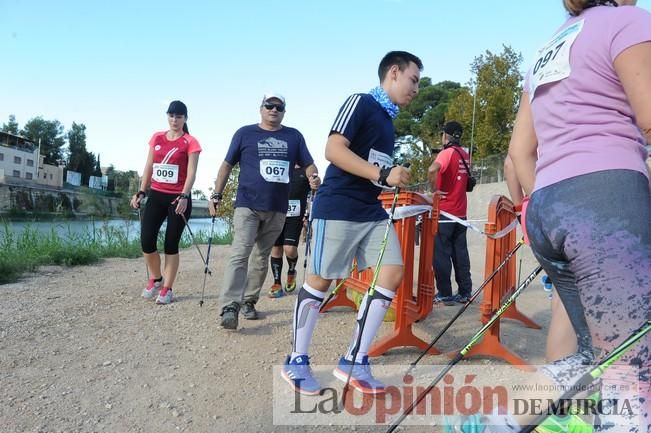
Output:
(137, 190), (146, 198)
(378, 166), (393, 187)
(178, 193), (190, 199)
(210, 192), (223, 202)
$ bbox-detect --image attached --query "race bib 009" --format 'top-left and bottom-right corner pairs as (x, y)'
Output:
(368, 148), (393, 188)
(528, 20), (584, 102)
(287, 200), (301, 217)
(260, 159), (290, 183)
(152, 163), (179, 184)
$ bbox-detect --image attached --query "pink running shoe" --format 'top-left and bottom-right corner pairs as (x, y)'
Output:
(142, 278), (163, 300)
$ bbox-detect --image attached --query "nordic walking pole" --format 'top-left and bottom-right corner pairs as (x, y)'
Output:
(404, 238), (525, 377)
(517, 320), (651, 433)
(341, 176), (405, 408)
(137, 203), (149, 280)
(386, 265), (543, 433)
(319, 262), (357, 313)
(179, 213), (212, 274)
(301, 190), (315, 287)
(199, 216), (216, 307)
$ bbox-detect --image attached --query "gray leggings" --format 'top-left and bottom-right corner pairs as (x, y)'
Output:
(527, 169), (650, 431)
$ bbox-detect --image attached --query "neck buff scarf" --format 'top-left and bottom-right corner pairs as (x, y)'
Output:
(369, 86), (400, 119)
(586, 0), (618, 7)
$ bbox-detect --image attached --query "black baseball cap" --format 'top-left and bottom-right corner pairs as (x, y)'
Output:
(442, 121), (463, 139)
(167, 100), (188, 116)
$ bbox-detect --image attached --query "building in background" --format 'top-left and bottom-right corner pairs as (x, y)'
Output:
(0, 131), (64, 188)
(0, 131), (39, 181)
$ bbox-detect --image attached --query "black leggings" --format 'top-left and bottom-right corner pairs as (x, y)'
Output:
(140, 189), (191, 255)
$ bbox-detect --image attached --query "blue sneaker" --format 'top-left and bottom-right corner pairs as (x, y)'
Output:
(281, 355), (321, 396)
(333, 355), (386, 394)
(443, 414), (485, 433)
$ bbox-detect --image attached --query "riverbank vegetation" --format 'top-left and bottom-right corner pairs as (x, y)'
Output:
(0, 220), (232, 284)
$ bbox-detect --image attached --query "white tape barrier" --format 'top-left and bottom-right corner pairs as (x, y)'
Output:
(385, 205), (517, 240)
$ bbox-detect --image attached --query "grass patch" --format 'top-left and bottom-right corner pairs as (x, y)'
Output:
(0, 219), (232, 285)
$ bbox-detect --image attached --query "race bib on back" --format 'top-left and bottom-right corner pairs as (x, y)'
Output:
(368, 148), (393, 188)
(260, 159), (290, 183)
(287, 200), (301, 217)
(528, 20), (584, 102)
(152, 163), (179, 184)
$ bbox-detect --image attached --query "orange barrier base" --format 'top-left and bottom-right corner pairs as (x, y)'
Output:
(450, 332), (536, 372)
(370, 327), (441, 357)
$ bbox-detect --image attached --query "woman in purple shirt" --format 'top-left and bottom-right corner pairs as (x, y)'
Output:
(507, 0), (651, 432)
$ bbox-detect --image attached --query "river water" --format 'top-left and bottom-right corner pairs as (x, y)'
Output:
(3, 217), (230, 242)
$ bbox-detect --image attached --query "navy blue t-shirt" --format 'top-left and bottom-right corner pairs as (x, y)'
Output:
(225, 124), (314, 213)
(312, 93), (395, 222)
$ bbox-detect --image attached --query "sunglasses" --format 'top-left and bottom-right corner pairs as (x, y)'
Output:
(263, 103), (285, 112)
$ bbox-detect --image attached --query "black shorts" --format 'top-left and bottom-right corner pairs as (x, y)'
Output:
(273, 216), (303, 247)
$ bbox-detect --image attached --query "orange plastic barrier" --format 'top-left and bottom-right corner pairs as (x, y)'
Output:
(320, 191), (442, 356)
(462, 195), (541, 370)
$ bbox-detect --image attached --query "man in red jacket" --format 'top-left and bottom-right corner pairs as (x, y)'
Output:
(427, 121), (472, 306)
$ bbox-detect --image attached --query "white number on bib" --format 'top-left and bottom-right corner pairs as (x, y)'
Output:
(260, 159), (290, 183)
(528, 20), (584, 102)
(152, 163), (179, 184)
(287, 200), (301, 217)
(368, 148), (393, 188)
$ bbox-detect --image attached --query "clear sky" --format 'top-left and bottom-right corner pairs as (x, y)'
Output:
(2, 0), (650, 193)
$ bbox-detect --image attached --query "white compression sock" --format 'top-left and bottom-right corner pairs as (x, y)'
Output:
(345, 285), (394, 363)
(290, 283), (325, 361)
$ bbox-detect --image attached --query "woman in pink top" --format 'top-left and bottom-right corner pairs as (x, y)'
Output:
(130, 100), (202, 305)
(508, 0), (651, 431)
(446, 1), (651, 432)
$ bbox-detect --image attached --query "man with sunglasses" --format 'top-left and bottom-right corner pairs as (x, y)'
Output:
(427, 120), (473, 306)
(209, 93), (320, 330)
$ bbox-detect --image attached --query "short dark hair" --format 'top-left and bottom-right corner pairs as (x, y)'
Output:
(378, 51), (423, 82)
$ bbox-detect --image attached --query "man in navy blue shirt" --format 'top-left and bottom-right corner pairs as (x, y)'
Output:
(280, 52), (423, 396)
(209, 93), (320, 330)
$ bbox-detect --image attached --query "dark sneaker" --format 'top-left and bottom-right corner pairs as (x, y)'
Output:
(242, 301), (258, 320)
(220, 303), (240, 330)
(455, 294), (471, 304)
(434, 294), (456, 306)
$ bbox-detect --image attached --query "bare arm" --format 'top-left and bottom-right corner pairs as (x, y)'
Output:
(130, 147), (155, 208)
(181, 152), (200, 196)
(504, 155), (525, 206)
(213, 160), (234, 195)
(508, 93), (538, 196)
(139, 147), (155, 192)
(325, 133), (382, 181)
(324, 133), (410, 187)
(615, 41), (651, 145)
(427, 161), (441, 190)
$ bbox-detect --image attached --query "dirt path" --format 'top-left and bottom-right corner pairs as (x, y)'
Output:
(1, 227), (552, 433)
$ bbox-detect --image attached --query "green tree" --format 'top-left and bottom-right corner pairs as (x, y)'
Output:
(447, 45), (523, 159)
(2, 115), (20, 135)
(21, 117), (66, 164)
(67, 122), (89, 172)
(393, 78), (463, 184)
(94, 154), (102, 176)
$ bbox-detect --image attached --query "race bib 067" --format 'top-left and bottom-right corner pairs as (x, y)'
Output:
(528, 20), (584, 102)
(260, 159), (290, 183)
(152, 163), (179, 184)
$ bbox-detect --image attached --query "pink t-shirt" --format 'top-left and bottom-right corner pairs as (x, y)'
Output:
(149, 131), (202, 194)
(525, 5), (651, 191)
